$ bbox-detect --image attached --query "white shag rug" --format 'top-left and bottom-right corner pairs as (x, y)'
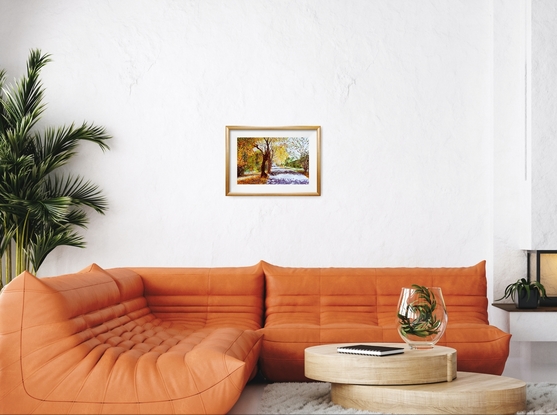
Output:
(259, 382), (557, 414)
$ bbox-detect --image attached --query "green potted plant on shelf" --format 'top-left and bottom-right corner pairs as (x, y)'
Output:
(496, 278), (547, 309)
(0, 49), (110, 288)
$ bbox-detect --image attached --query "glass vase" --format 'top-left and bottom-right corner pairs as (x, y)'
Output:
(396, 286), (448, 349)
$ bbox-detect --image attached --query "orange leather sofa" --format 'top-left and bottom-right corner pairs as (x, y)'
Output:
(260, 260), (511, 382)
(0, 260), (510, 413)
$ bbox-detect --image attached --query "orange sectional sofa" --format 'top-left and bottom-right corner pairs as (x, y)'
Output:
(0, 260), (510, 414)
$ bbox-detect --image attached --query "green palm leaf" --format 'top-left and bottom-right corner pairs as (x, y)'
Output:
(34, 122), (110, 174)
(63, 209), (89, 229)
(29, 227), (86, 272)
(1, 50), (49, 129)
(27, 197), (73, 224)
(45, 175), (108, 214)
(0, 222), (15, 256)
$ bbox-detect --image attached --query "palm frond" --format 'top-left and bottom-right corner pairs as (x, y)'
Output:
(45, 174), (108, 214)
(0, 156), (45, 206)
(0, 222), (16, 257)
(63, 208), (89, 228)
(2, 114), (39, 156)
(28, 226), (85, 272)
(1, 50), (50, 130)
(1, 89), (44, 136)
(33, 122), (110, 174)
(0, 68), (7, 134)
(0, 68), (6, 93)
(26, 196), (73, 225)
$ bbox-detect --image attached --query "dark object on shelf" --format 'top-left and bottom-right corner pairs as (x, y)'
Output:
(539, 297), (557, 307)
(527, 250), (557, 308)
(515, 288), (540, 309)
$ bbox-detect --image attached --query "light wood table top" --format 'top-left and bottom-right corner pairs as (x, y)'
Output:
(332, 371), (526, 415)
(305, 342), (456, 385)
(304, 343), (526, 414)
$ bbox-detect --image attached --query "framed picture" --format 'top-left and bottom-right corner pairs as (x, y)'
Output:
(225, 126), (321, 196)
(527, 250), (557, 306)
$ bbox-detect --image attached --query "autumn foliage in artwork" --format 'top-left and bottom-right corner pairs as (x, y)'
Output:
(236, 137), (309, 185)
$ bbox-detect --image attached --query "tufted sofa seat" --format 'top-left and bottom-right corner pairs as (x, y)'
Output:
(0, 263), (263, 414)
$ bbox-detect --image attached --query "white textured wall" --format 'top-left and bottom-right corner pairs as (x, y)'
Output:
(491, 0), (528, 328)
(0, 1), (510, 279)
(530, 0), (557, 249)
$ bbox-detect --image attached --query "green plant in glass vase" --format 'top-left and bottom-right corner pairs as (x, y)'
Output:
(396, 284), (448, 349)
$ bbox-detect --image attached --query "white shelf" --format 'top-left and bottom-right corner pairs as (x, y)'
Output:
(493, 304), (557, 341)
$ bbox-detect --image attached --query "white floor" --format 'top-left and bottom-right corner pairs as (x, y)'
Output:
(502, 341), (557, 383)
(228, 341), (557, 414)
(228, 383), (265, 414)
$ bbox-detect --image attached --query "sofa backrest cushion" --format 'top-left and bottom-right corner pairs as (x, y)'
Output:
(128, 262), (264, 331)
(18, 264), (123, 326)
(263, 263), (379, 327)
(374, 262), (488, 326)
(0, 264), (150, 402)
(262, 261), (488, 328)
(103, 266), (145, 302)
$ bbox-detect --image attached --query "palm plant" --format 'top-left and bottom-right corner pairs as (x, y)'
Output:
(0, 49), (110, 287)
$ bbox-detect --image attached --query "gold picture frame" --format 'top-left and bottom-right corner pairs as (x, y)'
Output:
(225, 126), (321, 196)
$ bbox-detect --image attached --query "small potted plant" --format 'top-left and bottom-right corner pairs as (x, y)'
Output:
(496, 278), (547, 309)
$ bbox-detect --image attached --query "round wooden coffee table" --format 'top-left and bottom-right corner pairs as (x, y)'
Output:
(305, 342), (456, 385)
(304, 343), (526, 415)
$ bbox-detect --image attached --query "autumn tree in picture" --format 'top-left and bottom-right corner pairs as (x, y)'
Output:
(237, 137), (310, 185)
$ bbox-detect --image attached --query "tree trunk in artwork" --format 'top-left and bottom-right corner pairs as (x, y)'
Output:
(260, 154), (269, 178)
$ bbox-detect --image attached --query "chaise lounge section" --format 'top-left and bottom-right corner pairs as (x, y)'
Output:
(0, 260), (510, 414)
(0, 263), (264, 414)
